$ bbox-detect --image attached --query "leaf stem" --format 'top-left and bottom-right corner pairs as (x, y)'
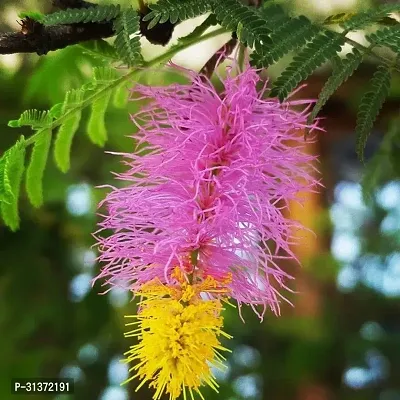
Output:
(344, 35), (400, 73)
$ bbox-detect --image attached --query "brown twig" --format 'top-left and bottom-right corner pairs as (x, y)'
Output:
(0, 0), (114, 55)
(0, 21), (114, 55)
(199, 36), (238, 79)
(0, 0), (175, 55)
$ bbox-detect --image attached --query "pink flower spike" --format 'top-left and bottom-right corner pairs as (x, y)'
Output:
(94, 57), (320, 317)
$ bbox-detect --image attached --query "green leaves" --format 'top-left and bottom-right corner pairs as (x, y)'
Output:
(0, 146), (18, 204)
(362, 118), (400, 203)
(356, 65), (392, 161)
(26, 130), (51, 207)
(86, 67), (118, 146)
(0, 138), (26, 231)
(339, 4), (400, 31)
(8, 110), (52, 129)
(213, 0), (273, 53)
(308, 50), (363, 123)
(54, 89), (84, 173)
(271, 31), (344, 101)
(251, 16), (320, 67)
(368, 26), (400, 53)
(113, 8), (142, 66)
(2, 0), (400, 232)
(43, 5), (120, 25)
(2, 64), (128, 229)
(79, 40), (119, 63)
(143, 0), (212, 29)
(87, 95), (111, 147)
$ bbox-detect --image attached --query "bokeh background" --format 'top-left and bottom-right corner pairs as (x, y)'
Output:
(1, 0), (400, 399)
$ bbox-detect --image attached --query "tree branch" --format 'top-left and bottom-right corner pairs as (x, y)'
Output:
(0, 0), (174, 56)
(0, 21), (114, 55)
(0, 0), (114, 55)
(199, 36), (238, 78)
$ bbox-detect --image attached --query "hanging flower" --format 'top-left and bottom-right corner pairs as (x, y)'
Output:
(95, 58), (318, 315)
(94, 55), (319, 399)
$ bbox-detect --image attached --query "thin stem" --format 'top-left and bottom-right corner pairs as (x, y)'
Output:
(344, 36), (400, 73)
(25, 27), (228, 147)
(237, 42), (246, 72)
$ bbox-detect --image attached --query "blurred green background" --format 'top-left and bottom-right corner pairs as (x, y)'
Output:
(1, 0), (400, 399)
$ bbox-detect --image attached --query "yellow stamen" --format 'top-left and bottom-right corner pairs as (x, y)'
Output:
(123, 276), (232, 400)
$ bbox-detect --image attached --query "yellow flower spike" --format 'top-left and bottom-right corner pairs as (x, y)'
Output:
(123, 277), (232, 400)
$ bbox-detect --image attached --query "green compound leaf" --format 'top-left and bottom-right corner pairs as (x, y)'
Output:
(258, 3), (287, 25)
(362, 118), (400, 203)
(8, 109), (52, 130)
(325, 12), (399, 27)
(25, 129), (51, 208)
(271, 31), (344, 101)
(0, 137), (26, 231)
(143, 0), (212, 29)
(43, 5), (120, 25)
(54, 89), (84, 173)
(87, 94), (111, 147)
(79, 40), (119, 63)
(113, 8), (142, 67)
(340, 4), (400, 31)
(308, 49), (363, 123)
(86, 67), (118, 146)
(367, 26), (400, 53)
(112, 82), (129, 109)
(356, 64), (392, 161)
(49, 103), (63, 119)
(0, 154), (13, 204)
(213, 0), (273, 54)
(251, 16), (320, 68)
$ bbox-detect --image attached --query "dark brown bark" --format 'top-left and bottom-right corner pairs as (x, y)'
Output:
(0, 0), (175, 55)
(0, 21), (114, 55)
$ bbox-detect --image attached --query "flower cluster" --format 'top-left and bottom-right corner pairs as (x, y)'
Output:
(95, 58), (318, 399)
(124, 269), (231, 400)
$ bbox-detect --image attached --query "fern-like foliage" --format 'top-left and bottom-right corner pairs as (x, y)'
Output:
(251, 16), (320, 68)
(356, 64), (392, 161)
(270, 31), (344, 100)
(43, 5), (120, 25)
(112, 83), (129, 109)
(0, 146), (17, 204)
(4, 62), (125, 222)
(258, 3), (287, 25)
(339, 4), (400, 31)
(25, 130), (51, 207)
(54, 89), (84, 173)
(143, 0), (212, 29)
(324, 12), (399, 27)
(308, 50), (363, 123)
(367, 26), (400, 54)
(86, 67), (119, 146)
(8, 110), (52, 130)
(113, 8), (142, 66)
(362, 118), (400, 202)
(0, 137), (26, 231)
(79, 40), (120, 63)
(3, 0), (400, 232)
(213, 0), (274, 54)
